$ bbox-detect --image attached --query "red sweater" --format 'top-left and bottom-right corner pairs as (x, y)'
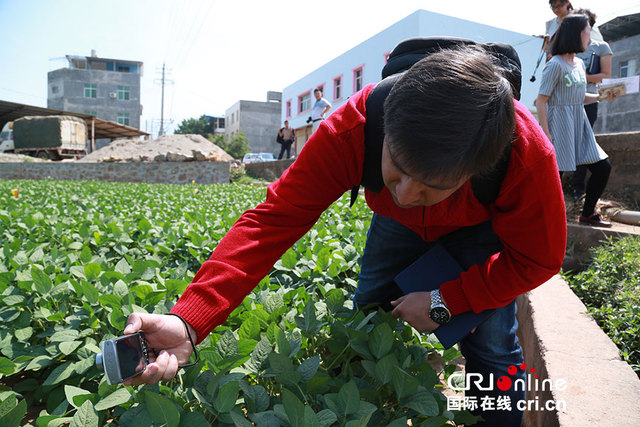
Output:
(171, 85), (567, 342)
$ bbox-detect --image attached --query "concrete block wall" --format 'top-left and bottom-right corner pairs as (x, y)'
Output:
(517, 277), (640, 426)
(596, 132), (640, 200)
(0, 161), (230, 185)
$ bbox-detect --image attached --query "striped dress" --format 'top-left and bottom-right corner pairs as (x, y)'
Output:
(538, 55), (607, 171)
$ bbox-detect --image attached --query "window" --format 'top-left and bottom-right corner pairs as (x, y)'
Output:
(333, 76), (342, 101)
(620, 60), (636, 78)
(298, 91), (311, 113)
(286, 100), (292, 118)
(51, 86), (59, 94)
(84, 111), (97, 116)
(117, 86), (130, 100)
(353, 66), (364, 93)
(84, 84), (97, 98)
(117, 113), (130, 126)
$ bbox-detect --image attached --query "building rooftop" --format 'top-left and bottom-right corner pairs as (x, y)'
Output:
(64, 50), (143, 74)
(600, 12), (640, 42)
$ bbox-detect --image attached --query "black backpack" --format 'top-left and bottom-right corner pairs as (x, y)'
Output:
(349, 37), (522, 207)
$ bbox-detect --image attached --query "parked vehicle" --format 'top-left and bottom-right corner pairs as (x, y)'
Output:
(0, 122), (13, 152)
(8, 115), (87, 160)
(242, 152), (276, 164)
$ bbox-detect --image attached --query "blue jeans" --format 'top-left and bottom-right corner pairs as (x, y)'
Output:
(356, 213), (525, 426)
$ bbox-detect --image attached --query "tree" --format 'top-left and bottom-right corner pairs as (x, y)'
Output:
(174, 115), (214, 136)
(208, 132), (250, 160)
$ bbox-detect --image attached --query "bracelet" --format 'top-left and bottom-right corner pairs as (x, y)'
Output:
(166, 313), (199, 368)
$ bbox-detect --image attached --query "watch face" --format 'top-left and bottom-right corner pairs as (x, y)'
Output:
(430, 307), (451, 324)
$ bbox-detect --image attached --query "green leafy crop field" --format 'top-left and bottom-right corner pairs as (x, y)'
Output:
(0, 180), (471, 427)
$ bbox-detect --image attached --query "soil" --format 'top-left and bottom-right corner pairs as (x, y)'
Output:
(77, 134), (234, 163)
(0, 153), (48, 162)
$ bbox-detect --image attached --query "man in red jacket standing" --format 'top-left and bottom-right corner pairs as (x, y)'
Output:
(123, 46), (566, 426)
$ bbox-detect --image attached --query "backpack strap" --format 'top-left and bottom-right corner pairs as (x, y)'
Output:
(350, 73), (402, 207)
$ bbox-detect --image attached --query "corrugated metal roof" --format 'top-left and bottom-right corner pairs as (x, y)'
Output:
(0, 100), (149, 140)
(599, 13), (640, 42)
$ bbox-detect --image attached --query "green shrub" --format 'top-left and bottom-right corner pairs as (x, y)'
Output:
(565, 236), (640, 376)
(0, 180), (474, 426)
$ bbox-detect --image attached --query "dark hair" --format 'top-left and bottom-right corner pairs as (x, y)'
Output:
(314, 88), (322, 94)
(549, 0), (573, 11)
(383, 46), (515, 183)
(550, 14), (589, 55)
(573, 8), (596, 27)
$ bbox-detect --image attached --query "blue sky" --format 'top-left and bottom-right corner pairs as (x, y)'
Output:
(1, 0), (638, 137)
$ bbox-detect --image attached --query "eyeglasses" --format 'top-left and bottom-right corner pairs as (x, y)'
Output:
(550, 3), (566, 11)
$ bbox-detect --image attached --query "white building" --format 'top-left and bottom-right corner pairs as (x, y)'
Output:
(282, 9), (546, 153)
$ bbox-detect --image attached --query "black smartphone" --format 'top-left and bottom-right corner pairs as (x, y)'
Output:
(96, 332), (149, 385)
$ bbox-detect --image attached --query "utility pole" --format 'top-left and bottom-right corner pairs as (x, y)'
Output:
(159, 63), (166, 136)
(154, 63), (174, 137)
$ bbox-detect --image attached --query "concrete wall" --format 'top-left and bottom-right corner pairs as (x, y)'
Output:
(244, 158), (295, 181)
(48, 67), (142, 130)
(225, 99), (281, 155)
(517, 276), (640, 426)
(596, 131), (640, 200)
(0, 161), (230, 185)
(594, 33), (640, 134)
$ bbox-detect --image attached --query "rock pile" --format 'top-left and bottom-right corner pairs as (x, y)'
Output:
(78, 134), (234, 163)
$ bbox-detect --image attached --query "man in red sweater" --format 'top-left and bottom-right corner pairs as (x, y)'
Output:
(124, 46), (566, 425)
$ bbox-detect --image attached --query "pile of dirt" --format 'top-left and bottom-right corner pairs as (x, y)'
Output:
(0, 153), (48, 163)
(78, 134), (234, 163)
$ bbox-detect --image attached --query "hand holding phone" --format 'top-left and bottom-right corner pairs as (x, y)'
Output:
(97, 313), (197, 385)
(96, 332), (149, 385)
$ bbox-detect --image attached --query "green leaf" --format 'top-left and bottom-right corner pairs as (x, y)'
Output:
(214, 380), (239, 413)
(26, 355), (54, 371)
(60, 341), (82, 355)
(216, 330), (239, 359)
(275, 328), (291, 356)
(50, 329), (80, 342)
(0, 395), (27, 427)
(43, 361), (76, 386)
(144, 391), (180, 427)
(325, 289), (345, 313)
(94, 388), (131, 411)
(178, 411), (210, 427)
(316, 409), (338, 427)
(64, 385), (93, 409)
(281, 249), (298, 270)
(114, 258), (132, 275)
(32, 266), (53, 294)
(405, 391), (439, 416)
(281, 389), (305, 427)
(79, 246), (92, 264)
(238, 316), (260, 341)
(2, 295), (25, 306)
(343, 244), (357, 262)
(117, 405), (153, 426)
(369, 323), (393, 359)
(70, 400), (98, 427)
(229, 410), (254, 427)
(375, 353), (398, 384)
(392, 366), (419, 400)
(297, 355), (320, 382)
(338, 381), (360, 416)
(84, 263), (102, 282)
(0, 357), (15, 376)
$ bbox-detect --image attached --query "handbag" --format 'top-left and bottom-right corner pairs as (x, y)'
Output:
(588, 52), (601, 75)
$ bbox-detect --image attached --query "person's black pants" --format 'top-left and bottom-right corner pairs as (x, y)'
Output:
(562, 158), (611, 217)
(278, 140), (292, 159)
(572, 103), (599, 198)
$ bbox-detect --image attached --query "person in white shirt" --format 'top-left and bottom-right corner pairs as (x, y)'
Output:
(310, 88), (331, 133)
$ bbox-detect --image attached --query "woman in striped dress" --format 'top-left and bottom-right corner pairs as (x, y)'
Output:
(536, 13), (618, 228)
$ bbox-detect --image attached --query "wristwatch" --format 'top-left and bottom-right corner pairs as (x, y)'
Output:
(429, 289), (451, 325)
